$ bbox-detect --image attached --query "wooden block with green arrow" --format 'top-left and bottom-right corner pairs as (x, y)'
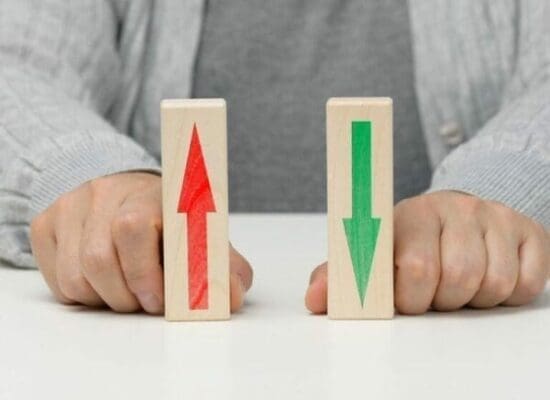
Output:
(327, 98), (394, 319)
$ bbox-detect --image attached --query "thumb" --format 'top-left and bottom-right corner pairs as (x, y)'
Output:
(305, 262), (328, 314)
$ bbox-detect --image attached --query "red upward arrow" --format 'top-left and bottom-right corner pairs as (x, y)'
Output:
(178, 124), (216, 310)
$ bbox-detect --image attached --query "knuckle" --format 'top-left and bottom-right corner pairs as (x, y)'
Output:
(112, 211), (146, 236)
(441, 262), (463, 286)
(57, 273), (89, 300)
(484, 273), (516, 299)
(489, 200), (516, 218)
(396, 195), (430, 214)
(454, 194), (484, 216)
(80, 244), (114, 276)
(415, 194), (434, 209)
(88, 177), (115, 204)
(395, 197), (413, 212)
(396, 251), (438, 284)
(54, 192), (78, 212)
(88, 176), (109, 193)
(123, 266), (150, 288)
(442, 258), (480, 290)
(123, 266), (159, 295)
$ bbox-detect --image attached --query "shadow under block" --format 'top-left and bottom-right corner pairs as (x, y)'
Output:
(161, 99), (230, 321)
(327, 98), (394, 319)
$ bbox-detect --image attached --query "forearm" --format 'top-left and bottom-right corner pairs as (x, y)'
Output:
(429, 81), (550, 228)
(0, 0), (159, 268)
(0, 70), (161, 269)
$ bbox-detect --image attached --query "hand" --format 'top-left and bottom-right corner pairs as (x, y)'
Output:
(306, 191), (549, 314)
(30, 172), (253, 314)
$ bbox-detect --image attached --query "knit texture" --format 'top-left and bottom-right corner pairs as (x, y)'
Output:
(0, 0), (549, 270)
(193, 0), (431, 211)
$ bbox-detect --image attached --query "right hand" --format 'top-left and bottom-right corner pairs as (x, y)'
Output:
(30, 172), (253, 314)
(305, 191), (549, 314)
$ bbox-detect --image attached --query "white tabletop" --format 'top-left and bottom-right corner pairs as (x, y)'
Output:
(1, 214), (548, 400)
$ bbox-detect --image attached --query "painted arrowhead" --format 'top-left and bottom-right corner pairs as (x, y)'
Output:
(343, 216), (381, 305)
(178, 124), (216, 213)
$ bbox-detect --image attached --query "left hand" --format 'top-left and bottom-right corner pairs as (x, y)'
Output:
(305, 191), (549, 314)
(30, 172), (253, 314)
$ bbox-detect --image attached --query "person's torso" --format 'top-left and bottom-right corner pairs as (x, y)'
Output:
(192, 0), (431, 211)
(113, 1), (527, 212)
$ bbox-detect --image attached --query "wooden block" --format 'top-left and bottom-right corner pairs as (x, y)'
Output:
(161, 99), (230, 321)
(327, 98), (394, 319)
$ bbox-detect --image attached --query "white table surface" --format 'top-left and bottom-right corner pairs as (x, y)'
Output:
(1, 214), (548, 400)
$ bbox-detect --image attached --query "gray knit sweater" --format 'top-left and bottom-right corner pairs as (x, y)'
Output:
(194, 0), (432, 211)
(1, 1), (549, 269)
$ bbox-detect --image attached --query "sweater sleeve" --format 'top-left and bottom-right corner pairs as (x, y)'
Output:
(428, 1), (550, 229)
(0, 1), (160, 269)
(429, 80), (550, 228)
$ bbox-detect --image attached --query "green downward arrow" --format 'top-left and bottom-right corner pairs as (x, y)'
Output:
(343, 121), (381, 306)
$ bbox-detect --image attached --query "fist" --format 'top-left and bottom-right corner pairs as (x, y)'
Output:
(30, 172), (253, 314)
(306, 191), (549, 314)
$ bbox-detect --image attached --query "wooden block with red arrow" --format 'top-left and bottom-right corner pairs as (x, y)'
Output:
(327, 98), (394, 319)
(161, 99), (230, 321)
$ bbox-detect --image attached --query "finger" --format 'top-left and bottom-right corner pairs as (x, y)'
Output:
(305, 262), (328, 314)
(503, 225), (549, 306)
(80, 205), (140, 313)
(229, 272), (246, 312)
(433, 216), (486, 311)
(112, 197), (163, 314)
(230, 244), (253, 290)
(394, 200), (441, 315)
(468, 227), (519, 308)
(30, 212), (73, 304)
(53, 193), (103, 306)
(229, 244), (253, 312)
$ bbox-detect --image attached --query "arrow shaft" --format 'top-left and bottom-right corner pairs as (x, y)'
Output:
(351, 121), (373, 217)
(344, 120), (380, 305)
(186, 209), (208, 310)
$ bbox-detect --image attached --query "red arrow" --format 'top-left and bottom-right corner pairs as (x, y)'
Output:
(178, 124), (216, 310)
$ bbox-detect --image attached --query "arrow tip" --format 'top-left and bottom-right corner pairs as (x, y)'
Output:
(343, 217), (381, 305)
(177, 124), (216, 213)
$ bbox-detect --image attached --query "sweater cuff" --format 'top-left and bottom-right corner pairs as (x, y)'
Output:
(428, 149), (550, 228)
(29, 133), (160, 215)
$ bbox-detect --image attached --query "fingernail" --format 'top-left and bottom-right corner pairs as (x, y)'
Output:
(138, 293), (162, 314)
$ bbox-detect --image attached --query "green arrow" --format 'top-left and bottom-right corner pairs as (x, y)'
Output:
(343, 121), (381, 306)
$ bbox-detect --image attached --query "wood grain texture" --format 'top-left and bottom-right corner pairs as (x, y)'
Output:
(327, 98), (394, 319)
(161, 99), (230, 321)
